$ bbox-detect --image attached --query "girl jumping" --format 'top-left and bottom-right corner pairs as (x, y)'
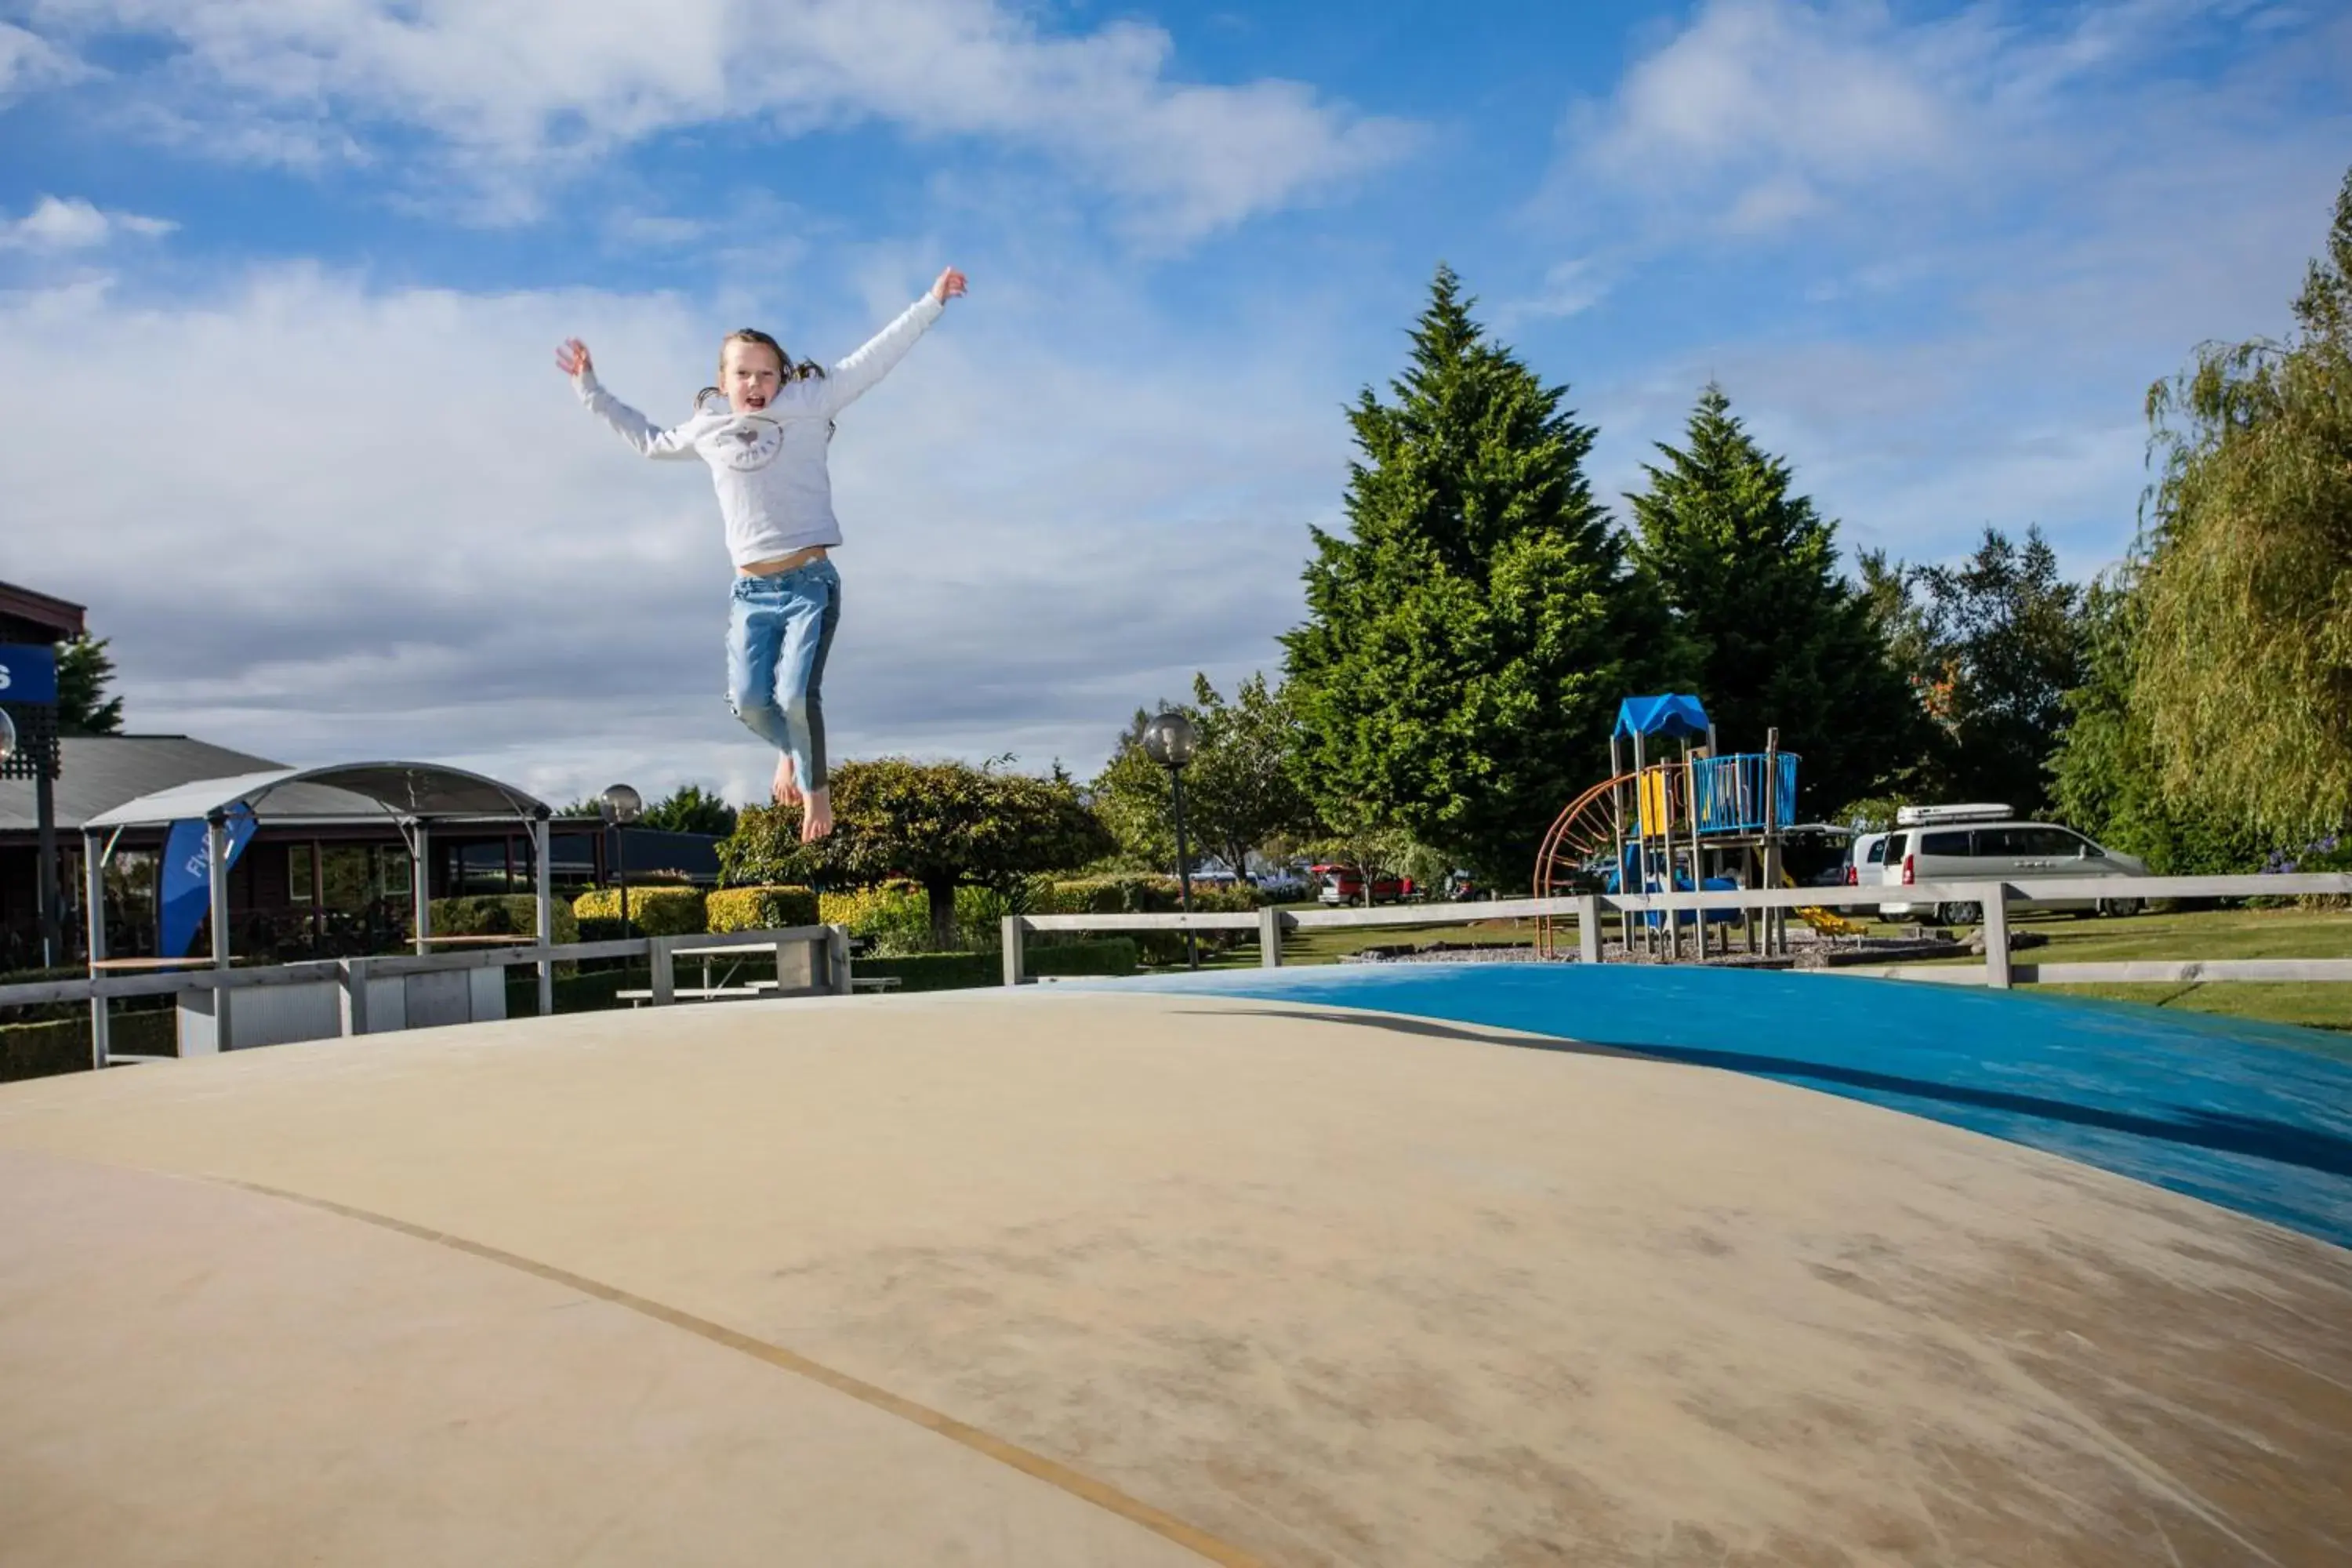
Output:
(556, 267), (966, 841)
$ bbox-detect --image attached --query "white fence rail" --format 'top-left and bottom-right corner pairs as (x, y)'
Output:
(1000, 873), (2352, 991)
(0, 925), (852, 1070)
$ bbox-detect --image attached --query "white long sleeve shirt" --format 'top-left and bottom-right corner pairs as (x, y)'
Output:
(572, 292), (944, 567)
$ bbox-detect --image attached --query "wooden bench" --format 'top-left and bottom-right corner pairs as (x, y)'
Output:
(615, 986), (766, 1007)
(618, 976), (898, 1007)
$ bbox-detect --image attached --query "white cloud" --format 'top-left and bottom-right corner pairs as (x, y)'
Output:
(0, 195), (176, 250)
(0, 17), (86, 100)
(1544, 0), (2263, 242)
(0, 262), (1352, 807)
(1495, 258), (1609, 328)
(20, 1), (1417, 241)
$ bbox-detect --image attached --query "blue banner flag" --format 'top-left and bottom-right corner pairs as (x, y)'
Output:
(0, 644), (60, 705)
(158, 807), (260, 959)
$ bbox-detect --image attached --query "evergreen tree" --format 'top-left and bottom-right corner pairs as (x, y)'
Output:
(1627, 384), (1927, 814)
(1282, 265), (1680, 882)
(1911, 525), (2087, 815)
(640, 782), (739, 837)
(56, 633), (124, 736)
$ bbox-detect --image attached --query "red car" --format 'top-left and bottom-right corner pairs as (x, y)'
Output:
(1312, 864), (1415, 905)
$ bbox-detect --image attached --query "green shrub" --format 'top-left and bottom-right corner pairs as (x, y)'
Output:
(1035, 876), (1257, 964)
(854, 937), (1138, 993)
(428, 895), (579, 945)
(821, 884), (935, 955)
(572, 886), (707, 935)
(3, 1011), (176, 1082)
(706, 885), (821, 932)
(1039, 875), (1258, 914)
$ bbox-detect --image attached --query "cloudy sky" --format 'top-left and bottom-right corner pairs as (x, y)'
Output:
(2, 0), (2344, 809)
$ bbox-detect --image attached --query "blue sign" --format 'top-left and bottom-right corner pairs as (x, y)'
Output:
(158, 807), (260, 959)
(0, 644), (59, 705)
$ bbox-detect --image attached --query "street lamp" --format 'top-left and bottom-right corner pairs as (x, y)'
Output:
(599, 783), (643, 938)
(1141, 711), (1200, 970)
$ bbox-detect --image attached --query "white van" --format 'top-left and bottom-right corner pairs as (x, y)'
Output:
(1844, 831), (1889, 887)
(1878, 804), (2149, 924)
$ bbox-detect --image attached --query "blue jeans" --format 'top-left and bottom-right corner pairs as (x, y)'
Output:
(725, 561), (840, 791)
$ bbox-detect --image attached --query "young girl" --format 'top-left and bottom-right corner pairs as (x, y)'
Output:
(556, 267), (966, 841)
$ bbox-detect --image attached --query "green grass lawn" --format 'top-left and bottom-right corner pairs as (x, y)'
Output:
(1146, 902), (2352, 1034)
(1889, 904), (2352, 1034)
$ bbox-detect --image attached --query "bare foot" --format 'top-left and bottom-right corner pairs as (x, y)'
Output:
(800, 788), (833, 842)
(771, 753), (801, 805)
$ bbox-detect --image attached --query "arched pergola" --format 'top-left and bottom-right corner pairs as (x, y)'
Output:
(80, 761), (556, 1032)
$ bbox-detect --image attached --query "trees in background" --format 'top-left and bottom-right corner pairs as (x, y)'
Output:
(1282, 265), (1680, 884)
(1091, 673), (1319, 880)
(721, 757), (1114, 950)
(1626, 384), (1927, 817)
(55, 633), (123, 736)
(2123, 167), (2352, 841)
(640, 782), (738, 837)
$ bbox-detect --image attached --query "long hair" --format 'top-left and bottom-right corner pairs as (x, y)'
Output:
(695, 328), (826, 413)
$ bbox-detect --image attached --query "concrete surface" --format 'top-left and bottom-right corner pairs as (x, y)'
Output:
(2, 987), (2347, 1566)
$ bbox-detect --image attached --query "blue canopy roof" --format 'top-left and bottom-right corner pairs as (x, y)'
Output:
(1613, 694), (1711, 741)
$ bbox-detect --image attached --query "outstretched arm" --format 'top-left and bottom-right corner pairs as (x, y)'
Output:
(822, 268), (964, 414)
(556, 338), (702, 459)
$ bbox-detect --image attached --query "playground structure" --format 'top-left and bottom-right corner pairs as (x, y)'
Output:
(1533, 694), (1857, 960)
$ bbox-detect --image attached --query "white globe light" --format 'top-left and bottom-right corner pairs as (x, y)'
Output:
(600, 783), (644, 825)
(1142, 711), (1198, 768)
(0, 708), (16, 766)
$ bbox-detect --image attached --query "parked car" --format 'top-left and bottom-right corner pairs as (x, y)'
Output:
(1844, 831), (1889, 887)
(1313, 865), (1415, 906)
(1876, 804), (2149, 924)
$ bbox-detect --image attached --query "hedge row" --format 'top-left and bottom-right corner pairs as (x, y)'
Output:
(572, 886), (709, 936)
(429, 895), (580, 946)
(2, 1011), (176, 1083)
(706, 885), (821, 932)
(853, 938), (1138, 993)
(1035, 876), (1259, 916)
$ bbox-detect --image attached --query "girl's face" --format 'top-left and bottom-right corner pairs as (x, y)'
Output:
(722, 339), (785, 412)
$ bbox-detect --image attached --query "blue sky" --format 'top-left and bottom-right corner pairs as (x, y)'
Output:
(2, 0), (2346, 808)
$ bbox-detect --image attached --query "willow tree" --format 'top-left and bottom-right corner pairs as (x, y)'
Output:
(2132, 167), (2352, 837)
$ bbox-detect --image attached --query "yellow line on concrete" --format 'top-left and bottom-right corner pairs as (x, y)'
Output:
(223, 1177), (1272, 1568)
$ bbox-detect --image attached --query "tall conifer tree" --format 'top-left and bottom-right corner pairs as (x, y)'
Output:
(1626, 384), (1923, 812)
(1283, 266), (1679, 880)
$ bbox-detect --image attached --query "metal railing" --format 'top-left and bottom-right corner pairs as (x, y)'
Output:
(0, 925), (852, 1069)
(1000, 873), (2352, 990)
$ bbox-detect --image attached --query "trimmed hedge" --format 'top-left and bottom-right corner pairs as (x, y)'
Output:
(429, 895), (579, 945)
(1038, 876), (1258, 964)
(572, 886), (707, 935)
(1040, 875), (1259, 915)
(2, 1011), (176, 1083)
(707, 885), (821, 932)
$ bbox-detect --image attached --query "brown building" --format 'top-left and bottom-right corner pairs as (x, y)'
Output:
(2, 735), (717, 972)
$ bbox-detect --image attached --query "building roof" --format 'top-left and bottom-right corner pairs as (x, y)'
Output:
(84, 761), (551, 832)
(0, 735), (284, 835)
(0, 580), (86, 644)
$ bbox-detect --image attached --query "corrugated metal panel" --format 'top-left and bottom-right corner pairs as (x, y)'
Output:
(0, 736), (285, 834)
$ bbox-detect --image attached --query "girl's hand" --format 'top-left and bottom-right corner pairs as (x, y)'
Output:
(931, 267), (967, 305)
(555, 338), (593, 377)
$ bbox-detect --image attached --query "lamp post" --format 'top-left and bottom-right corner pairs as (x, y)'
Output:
(599, 783), (643, 938)
(1141, 711), (1200, 971)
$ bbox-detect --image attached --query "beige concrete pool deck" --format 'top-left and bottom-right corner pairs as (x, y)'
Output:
(2, 987), (2347, 1566)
